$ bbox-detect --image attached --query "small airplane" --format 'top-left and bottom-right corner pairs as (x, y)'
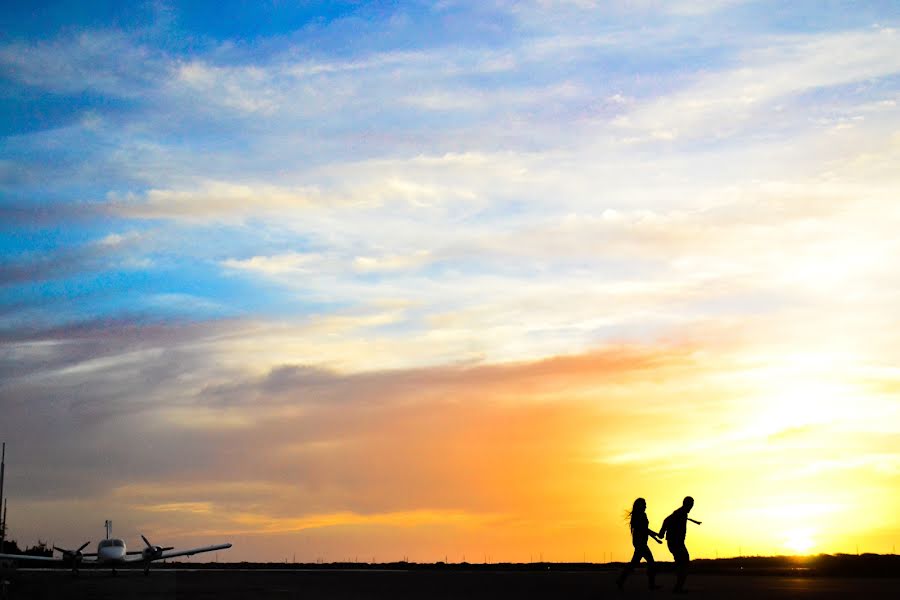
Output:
(0, 520), (231, 575)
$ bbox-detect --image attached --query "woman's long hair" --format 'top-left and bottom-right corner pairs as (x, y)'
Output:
(624, 497), (646, 534)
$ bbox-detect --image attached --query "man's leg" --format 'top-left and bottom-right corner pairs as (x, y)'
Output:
(672, 545), (690, 592)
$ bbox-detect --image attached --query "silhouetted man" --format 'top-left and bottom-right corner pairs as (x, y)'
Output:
(659, 496), (700, 593)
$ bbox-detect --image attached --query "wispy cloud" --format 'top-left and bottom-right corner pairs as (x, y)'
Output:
(614, 27), (900, 141)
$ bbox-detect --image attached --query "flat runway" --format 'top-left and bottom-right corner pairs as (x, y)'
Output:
(2, 568), (896, 599)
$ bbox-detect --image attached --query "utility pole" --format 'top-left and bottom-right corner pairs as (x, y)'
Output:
(1, 442), (6, 550)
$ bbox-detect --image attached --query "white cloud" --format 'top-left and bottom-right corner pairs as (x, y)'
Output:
(175, 61), (281, 114)
(113, 181), (320, 221)
(0, 30), (160, 96)
(616, 28), (900, 140)
(353, 251), (432, 273)
(222, 252), (325, 276)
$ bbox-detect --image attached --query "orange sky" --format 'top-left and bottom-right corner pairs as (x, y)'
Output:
(6, 333), (898, 561)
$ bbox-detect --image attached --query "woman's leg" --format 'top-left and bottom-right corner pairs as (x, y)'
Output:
(641, 547), (658, 588)
(616, 548), (642, 587)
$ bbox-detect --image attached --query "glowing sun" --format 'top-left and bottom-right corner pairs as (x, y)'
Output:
(784, 528), (816, 554)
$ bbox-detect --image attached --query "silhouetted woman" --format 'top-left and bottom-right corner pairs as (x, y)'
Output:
(615, 497), (662, 591)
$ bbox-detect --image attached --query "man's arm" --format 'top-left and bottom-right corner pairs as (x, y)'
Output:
(658, 516), (669, 539)
(688, 518), (702, 525)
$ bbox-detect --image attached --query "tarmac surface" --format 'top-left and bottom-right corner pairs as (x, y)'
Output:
(2, 568), (897, 599)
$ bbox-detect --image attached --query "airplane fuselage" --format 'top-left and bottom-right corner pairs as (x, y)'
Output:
(96, 538), (128, 564)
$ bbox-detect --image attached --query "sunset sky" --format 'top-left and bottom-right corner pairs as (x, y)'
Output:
(1, 1), (899, 562)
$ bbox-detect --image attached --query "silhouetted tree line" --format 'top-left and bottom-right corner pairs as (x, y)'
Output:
(690, 554), (900, 577)
(0, 539), (52, 557)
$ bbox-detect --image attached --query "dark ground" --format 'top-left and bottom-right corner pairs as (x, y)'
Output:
(2, 568), (898, 599)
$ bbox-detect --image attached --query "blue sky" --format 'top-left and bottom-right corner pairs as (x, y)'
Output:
(1, 1), (899, 561)
(3, 0), (895, 334)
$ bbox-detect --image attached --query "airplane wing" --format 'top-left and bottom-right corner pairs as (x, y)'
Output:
(157, 543), (232, 560)
(0, 552), (104, 564)
(0, 553), (61, 563)
(121, 543), (232, 562)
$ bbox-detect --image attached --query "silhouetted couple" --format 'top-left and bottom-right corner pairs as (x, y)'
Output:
(616, 496), (700, 594)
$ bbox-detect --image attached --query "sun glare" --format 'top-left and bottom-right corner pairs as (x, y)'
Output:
(784, 528), (816, 555)
(754, 377), (855, 435)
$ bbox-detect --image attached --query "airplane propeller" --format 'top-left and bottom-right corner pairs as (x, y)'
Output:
(54, 541), (90, 559)
(54, 541), (90, 571)
(140, 534), (174, 560)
